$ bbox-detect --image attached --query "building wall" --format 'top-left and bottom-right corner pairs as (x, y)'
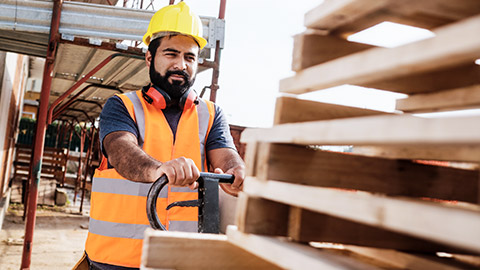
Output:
(0, 53), (28, 198)
(229, 124), (246, 159)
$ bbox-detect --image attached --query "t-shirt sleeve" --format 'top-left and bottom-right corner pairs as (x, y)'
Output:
(205, 104), (236, 151)
(99, 95), (139, 157)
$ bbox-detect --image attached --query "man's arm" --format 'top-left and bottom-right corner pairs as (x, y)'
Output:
(207, 148), (245, 196)
(104, 130), (200, 187)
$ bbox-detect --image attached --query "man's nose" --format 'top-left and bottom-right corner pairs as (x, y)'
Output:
(172, 57), (187, 70)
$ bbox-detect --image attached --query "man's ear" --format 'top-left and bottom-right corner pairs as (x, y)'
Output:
(145, 50), (152, 68)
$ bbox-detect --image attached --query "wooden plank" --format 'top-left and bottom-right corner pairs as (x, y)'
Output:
(226, 226), (382, 270)
(396, 84), (480, 113)
(241, 114), (480, 146)
(450, 254), (480, 268)
(253, 143), (271, 181)
(243, 142), (257, 177)
(352, 145), (480, 163)
(340, 245), (467, 270)
(255, 143), (479, 203)
(288, 207), (468, 253)
(235, 195), (464, 253)
(280, 15), (480, 95)
(141, 229), (279, 270)
(244, 177), (480, 254)
(304, 0), (389, 31)
(306, 0), (480, 34)
(292, 32), (373, 71)
(235, 193), (289, 236)
(363, 63), (480, 95)
(274, 96), (388, 125)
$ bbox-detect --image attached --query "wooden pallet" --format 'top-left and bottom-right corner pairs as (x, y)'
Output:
(232, 1), (480, 269)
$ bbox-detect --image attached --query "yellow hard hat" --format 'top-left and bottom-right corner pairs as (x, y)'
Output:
(143, 1), (207, 49)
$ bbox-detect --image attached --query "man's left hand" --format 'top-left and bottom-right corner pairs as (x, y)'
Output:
(215, 166), (245, 197)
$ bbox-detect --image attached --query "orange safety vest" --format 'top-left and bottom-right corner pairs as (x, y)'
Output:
(85, 90), (215, 267)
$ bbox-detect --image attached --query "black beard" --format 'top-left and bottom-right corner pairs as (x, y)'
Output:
(149, 65), (195, 100)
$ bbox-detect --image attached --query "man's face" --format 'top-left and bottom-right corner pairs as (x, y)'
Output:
(146, 35), (199, 99)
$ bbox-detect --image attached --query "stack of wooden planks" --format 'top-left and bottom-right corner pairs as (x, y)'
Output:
(142, 1), (480, 269)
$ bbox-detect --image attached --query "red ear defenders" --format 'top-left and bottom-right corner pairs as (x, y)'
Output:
(141, 86), (198, 110)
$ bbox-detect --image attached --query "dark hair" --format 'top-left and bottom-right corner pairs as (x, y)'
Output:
(147, 37), (163, 60)
(147, 33), (201, 60)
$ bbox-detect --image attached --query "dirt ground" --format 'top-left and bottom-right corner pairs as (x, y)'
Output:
(0, 203), (89, 270)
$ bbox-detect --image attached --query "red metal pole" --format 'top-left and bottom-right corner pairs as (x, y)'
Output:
(47, 54), (116, 124)
(80, 127), (95, 213)
(47, 53), (142, 124)
(52, 84), (121, 121)
(74, 125), (86, 205)
(54, 121), (62, 148)
(219, 0), (226, 19)
(21, 0), (63, 268)
(61, 126), (73, 187)
(209, 0), (226, 102)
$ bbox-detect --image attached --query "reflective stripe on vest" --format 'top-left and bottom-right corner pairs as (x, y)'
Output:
(85, 90), (215, 267)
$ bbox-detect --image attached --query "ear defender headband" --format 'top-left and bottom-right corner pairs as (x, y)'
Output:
(141, 86), (198, 110)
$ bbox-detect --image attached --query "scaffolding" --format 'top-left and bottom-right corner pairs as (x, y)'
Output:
(0, 0), (227, 267)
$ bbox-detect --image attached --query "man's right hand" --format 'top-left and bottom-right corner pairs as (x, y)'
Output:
(156, 157), (200, 190)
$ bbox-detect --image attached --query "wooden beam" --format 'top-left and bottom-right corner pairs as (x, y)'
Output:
(141, 229), (279, 270)
(241, 114), (480, 146)
(274, 96), (388, 125)
(235, 193), (289, 236)
(226, 226), (381, 270)
(280, 15), (480, 95)
(305, 0), (480, 34)
(352, 145), (480, 163)
(288, 207), (468, 253)
(254, 143), (479, 203)
(243, 142), (257, 177)
(341, 245), (467, 270)
(304, 0), (389, 31)
(363, 63), (480, 95)
(396, 84), (480, 113)
(244, 177), (480, 254)
(235, 195), (470, 253)
(291, 32), (373, 72)
(450, 254), (480, 268)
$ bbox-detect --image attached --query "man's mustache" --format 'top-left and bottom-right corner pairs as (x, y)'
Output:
(166, 70), (190, 81)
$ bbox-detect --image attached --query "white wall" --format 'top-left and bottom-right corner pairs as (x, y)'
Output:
(0, 52), (29, 195)
(0, 53), (16, 180)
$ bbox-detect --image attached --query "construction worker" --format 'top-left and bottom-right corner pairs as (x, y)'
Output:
(74, 2), (245, 269)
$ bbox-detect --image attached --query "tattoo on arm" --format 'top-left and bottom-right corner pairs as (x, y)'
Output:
(104, 131), (162, 182)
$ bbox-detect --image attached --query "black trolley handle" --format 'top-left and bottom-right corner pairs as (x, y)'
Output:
(146, 175), (168, 230)
(146, 172), (235, 230)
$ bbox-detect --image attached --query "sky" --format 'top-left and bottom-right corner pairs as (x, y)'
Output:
(132, 0), (480, 128)
(187, 0), (323, 127)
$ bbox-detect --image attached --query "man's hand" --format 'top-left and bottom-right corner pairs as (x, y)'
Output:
(157, 157), (201, 190)
(215, 165), (245, 197)
(207, 148), (246, 197)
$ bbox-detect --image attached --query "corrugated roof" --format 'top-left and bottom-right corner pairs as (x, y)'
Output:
(49, 43), (149, 123)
